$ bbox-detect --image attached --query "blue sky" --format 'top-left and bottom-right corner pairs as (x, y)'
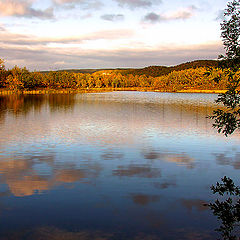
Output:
(0, 0), (229, 70)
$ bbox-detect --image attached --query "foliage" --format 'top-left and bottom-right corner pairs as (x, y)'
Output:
(40, 60), (218, 77)
(0, 59), (6, 88)
(0, 59), (234, 92)
(206, 177), (240, 240)
(209, 0), (240, 136)
(119, 60), (218, 77)
(219, 0), (240, 63)
(206, 2), (240, 240)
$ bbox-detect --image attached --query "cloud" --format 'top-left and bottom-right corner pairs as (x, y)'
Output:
(0, 0), (54, 19)
(114, 0), (160, 9)
(0, 41), (223, 71)
(53, 0), (84, 3)
(0, 25), (6, 31)
(215, 10), (225, 21)
(144, 5), (197, 23)
(0, 28), (134, 46)
(144, 12), (160, 23)
(101, 14), (124, 21)
(52, 0), (103, 10)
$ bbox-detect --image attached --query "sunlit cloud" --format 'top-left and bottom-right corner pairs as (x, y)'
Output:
(144, 5), (197, 23)
(0, 0), (227, 70)
(0, 28), (134, 46)
(0, 0), (54, 19)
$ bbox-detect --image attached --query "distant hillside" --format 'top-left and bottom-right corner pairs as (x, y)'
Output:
(118, 60), (219, 77)
(41, 60), (219, 77)
(41, 68), (131, 74)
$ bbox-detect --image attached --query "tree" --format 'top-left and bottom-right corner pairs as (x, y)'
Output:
(206, 2), (240, 239)
(0, 58), (6, 88)
(206, 177), (240, 240)
(210, 0), (240, 136)
(219, 0), (240, 63)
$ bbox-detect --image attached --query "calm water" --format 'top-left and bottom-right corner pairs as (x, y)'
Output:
(0, 91), (239, 240)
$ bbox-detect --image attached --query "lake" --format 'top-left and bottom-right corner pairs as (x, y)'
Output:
(0, 91), (239, 240)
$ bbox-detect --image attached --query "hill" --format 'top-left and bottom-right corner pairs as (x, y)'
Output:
(118, 60), (219, 77)
(40, 60), (219, 77)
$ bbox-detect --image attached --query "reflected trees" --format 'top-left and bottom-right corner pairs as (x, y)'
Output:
(206, 177), (240, 240)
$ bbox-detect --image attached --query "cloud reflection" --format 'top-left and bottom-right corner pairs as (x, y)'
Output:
(130, 193), (160, 206)
(181, 199), (208, 212)
(143, 151), (195, 169)
(101, 152), (124, 161)
(214, 152), (240, 170)
(153, 181), (176, 189)
(113, 164), (161, 178)
(0, 153), (101, 197)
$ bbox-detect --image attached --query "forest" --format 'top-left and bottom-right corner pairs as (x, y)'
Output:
(0, 58), (239, 93)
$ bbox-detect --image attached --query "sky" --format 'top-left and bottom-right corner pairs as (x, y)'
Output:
(0, 0), (230, 70)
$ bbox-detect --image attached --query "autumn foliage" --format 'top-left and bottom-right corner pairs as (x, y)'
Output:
(0, 59), (239, 92)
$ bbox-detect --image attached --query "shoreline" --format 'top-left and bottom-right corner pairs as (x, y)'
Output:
(0, 88), (227, 95)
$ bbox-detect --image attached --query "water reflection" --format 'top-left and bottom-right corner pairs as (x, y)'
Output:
(0, 153), (101, 197)
(153, 180), (176, 189)
(101, 152), (124, 161)
(130, 194), (161, 206)
(0, 94), (76, 117)
(143, 151), (195, 169)
(0, 95), (45, 116)
(1, 226), (214, 240)
(214, 152), (240, 169)
(113, 164), (161, 178)
(0, 92), (238, 239)
(48, 94), (76, 112)
(181, 199), (208, 212)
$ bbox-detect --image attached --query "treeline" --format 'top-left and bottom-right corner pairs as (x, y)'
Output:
(0, 59), (238, 92)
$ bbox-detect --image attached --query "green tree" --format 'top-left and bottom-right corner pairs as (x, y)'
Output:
(210, 0), (240, 136)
